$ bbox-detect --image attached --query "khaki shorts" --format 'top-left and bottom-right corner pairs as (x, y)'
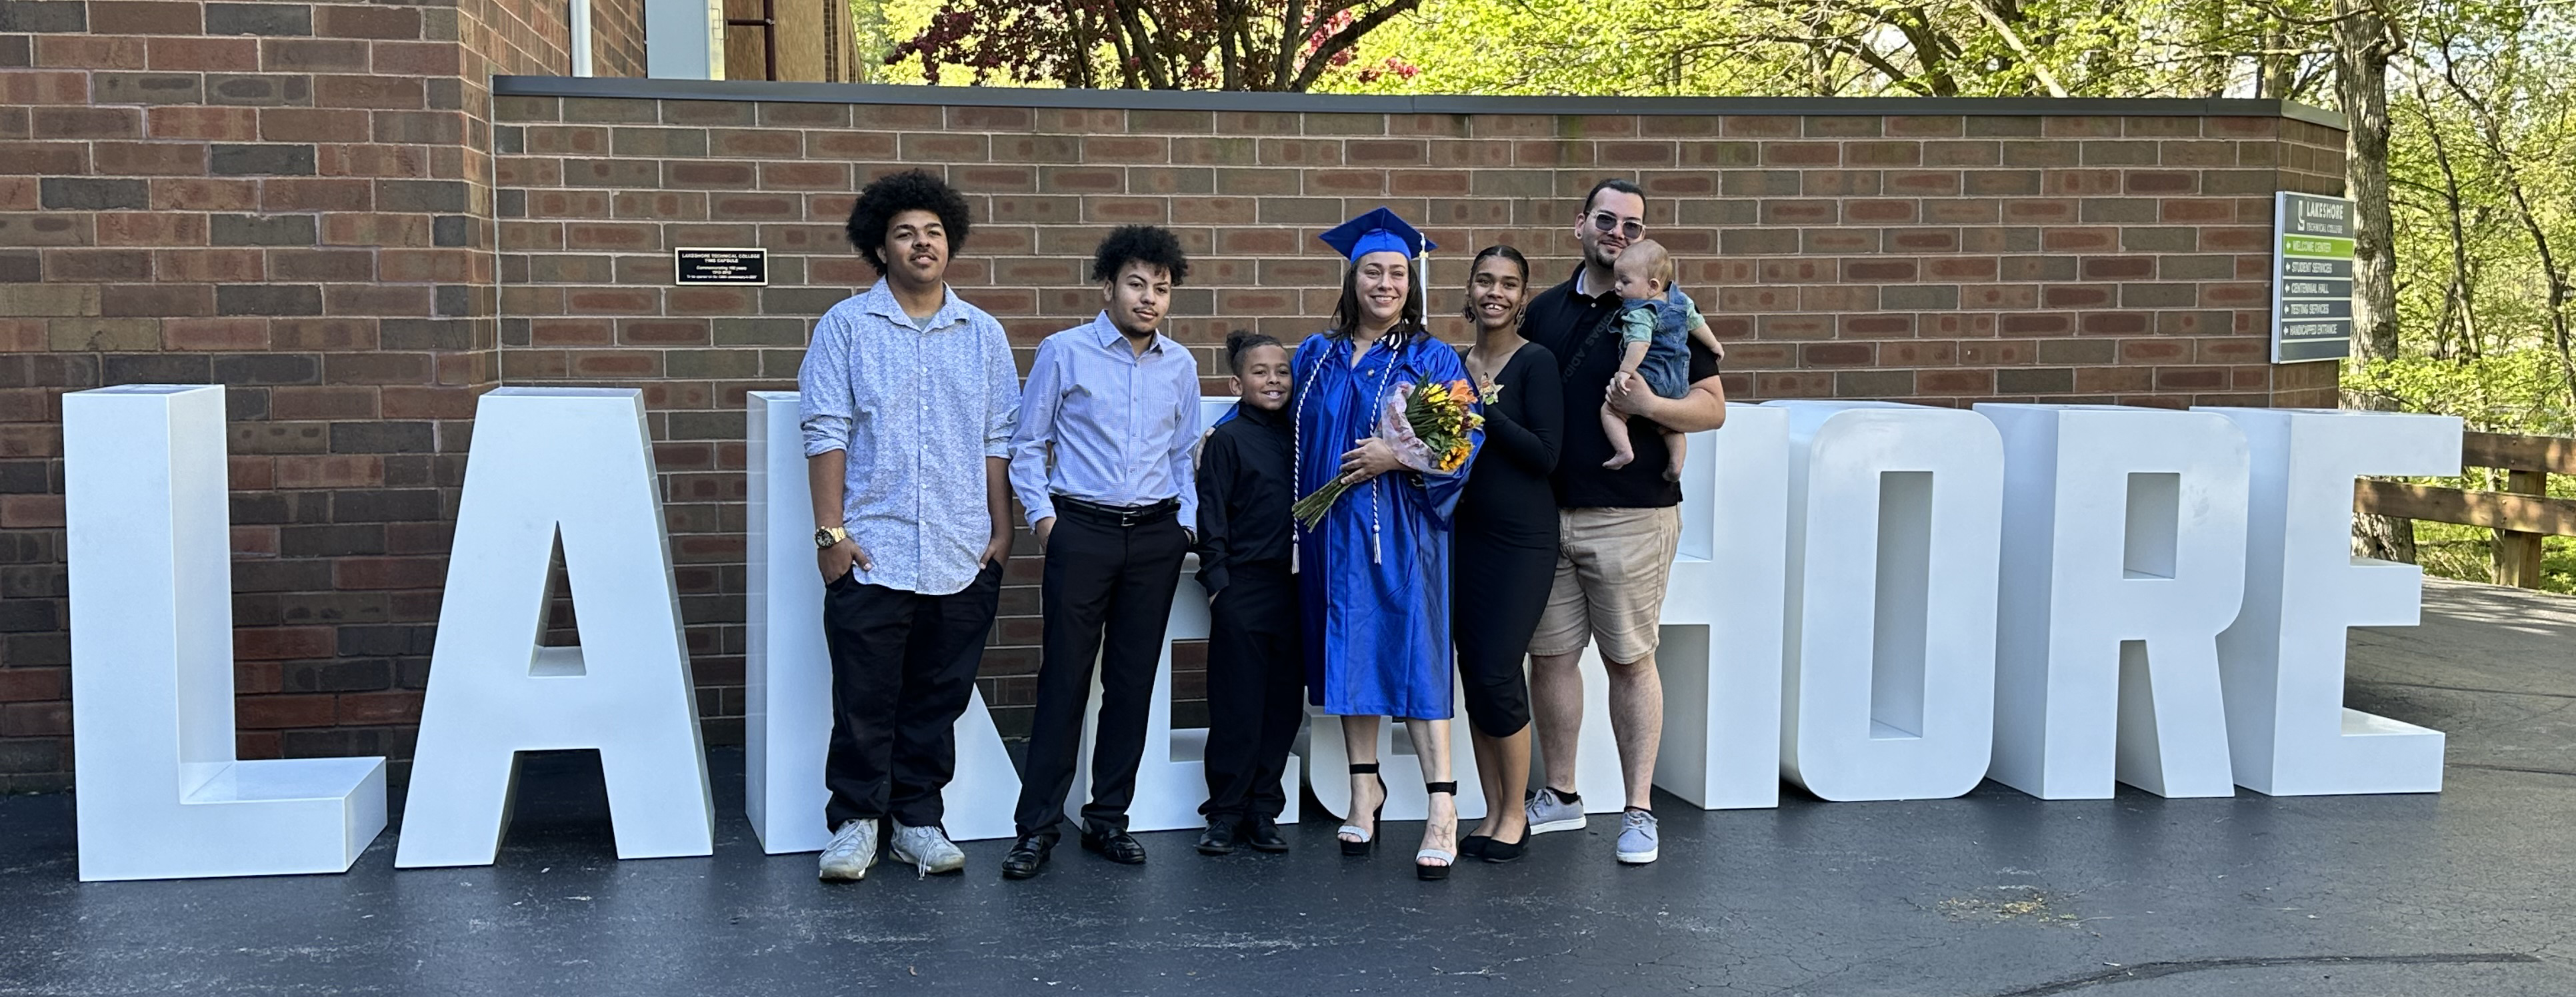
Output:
(1529, 506), (1681, 664)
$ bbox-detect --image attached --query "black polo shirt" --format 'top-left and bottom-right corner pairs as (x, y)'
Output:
(1523, 267), (1721, 508)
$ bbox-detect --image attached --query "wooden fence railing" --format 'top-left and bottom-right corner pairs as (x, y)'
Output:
(2355, 431), (2576, 588)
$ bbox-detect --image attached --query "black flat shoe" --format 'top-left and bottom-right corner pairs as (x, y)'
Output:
(1243, 815), (1289, 854)
(1000, 834), (1051, 880)
(1197, 816), (1240, 856)
(1459, 834), (1492, 860)
(1081, 826), (1149, 865)
(1479, 829), (1527, 864)
(1339, 763), (1387, 857)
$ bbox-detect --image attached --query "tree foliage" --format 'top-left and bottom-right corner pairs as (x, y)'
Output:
(2371, 1), (2576, 434)
(1321, 0), (2341, 101)
(881, 0), (1422, 89)
(867, 0), (2576, 437)
(1327, 0), (2576, 433)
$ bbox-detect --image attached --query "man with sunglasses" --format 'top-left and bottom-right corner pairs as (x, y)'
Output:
(1517, 178), (1727, 865)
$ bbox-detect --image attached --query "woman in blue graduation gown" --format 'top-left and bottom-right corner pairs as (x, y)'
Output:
(1293, 208), (1481, 880)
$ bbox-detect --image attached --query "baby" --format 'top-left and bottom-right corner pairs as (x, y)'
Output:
(1600, 239), (1721, 481)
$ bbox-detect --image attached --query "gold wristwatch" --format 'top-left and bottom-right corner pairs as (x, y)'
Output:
(813, 525), (849, 549)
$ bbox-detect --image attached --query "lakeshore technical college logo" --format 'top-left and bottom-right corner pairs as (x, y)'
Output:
(63, 385), (2459, 880)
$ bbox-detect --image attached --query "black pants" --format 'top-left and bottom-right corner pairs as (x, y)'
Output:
(1200, 560), (1303, 820)
(821, 560), (1003, 831)
(1012, 511), (1190, 839)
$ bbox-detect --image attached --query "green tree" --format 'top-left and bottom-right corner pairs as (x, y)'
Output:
(870, 0), (2576, 439)
(880, 0), (1425, 89)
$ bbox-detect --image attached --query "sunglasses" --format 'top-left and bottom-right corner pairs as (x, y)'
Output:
(1588, 211), (1645, 241)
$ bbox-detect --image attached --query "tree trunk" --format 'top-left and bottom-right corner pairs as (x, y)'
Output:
(2261, 28), (2294, 98)
(2333, 0), (2417, 563)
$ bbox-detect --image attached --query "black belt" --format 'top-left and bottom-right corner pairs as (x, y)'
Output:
(1053, 495), (1179, 528)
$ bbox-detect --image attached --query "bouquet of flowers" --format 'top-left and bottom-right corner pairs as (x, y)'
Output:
(1290, 379), (1481, 530)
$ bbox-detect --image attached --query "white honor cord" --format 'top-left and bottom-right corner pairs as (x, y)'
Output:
(1292, 345), (1312, 574)
(1363, 335), (1400, 566)
(1293, 331), (1400, 568)
(1369, 476), (1382, 564)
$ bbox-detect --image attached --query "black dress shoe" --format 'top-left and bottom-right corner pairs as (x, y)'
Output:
(1479, 830), (1526, 864)
(1000, 834), (1051, 880)
(1459, 834), (1492, 859)
(1081, 826), (1149, 865)
(1243, 815), (1289, 854)
(1197, 816), (1240, 856)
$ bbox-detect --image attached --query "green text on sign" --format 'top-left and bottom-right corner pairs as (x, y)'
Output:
(2282, 235), (2354, 258)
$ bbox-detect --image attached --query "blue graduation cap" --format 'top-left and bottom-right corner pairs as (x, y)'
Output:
(1319, 207), (1436, 262)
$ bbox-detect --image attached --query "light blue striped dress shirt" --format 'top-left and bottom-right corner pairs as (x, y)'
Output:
(1007, 313), (1201, 532)
(797, 281), (1019, 596)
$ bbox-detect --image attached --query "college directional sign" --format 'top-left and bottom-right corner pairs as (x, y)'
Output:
(2273, 193), (2356, 363)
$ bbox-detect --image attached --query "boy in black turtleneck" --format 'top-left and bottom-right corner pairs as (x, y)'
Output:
(1193, 330), (1303, 856)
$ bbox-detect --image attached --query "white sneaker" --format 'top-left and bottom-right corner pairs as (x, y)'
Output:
(890, 822), (967, 877)
(818, 819), (878, 882)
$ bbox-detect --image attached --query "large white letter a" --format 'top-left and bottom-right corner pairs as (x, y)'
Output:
(395, 388), (714, 868)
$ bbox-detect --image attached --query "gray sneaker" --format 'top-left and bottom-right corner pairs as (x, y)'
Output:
(1525, 787), (1586, 836)
(1615, 808), (1659, 864)
(818, 819), (879, 882)
(889, 822), (967, 878)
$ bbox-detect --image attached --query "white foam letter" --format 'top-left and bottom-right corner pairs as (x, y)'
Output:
(743, 391), (1020, 850)
(2203, 407), (2457, 795)
(1983, 405), (2246, 798)
(1773, 401), (2003, 801)
(396, 388), (713, 867)
(1654, 407), (1788, 810)
(66, 385), (387, 880)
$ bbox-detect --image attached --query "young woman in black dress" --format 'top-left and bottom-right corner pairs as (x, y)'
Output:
(1451, 246), (1561, 864)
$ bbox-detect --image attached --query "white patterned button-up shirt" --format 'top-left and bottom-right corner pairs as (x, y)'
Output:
(797, 280), (1019, 596)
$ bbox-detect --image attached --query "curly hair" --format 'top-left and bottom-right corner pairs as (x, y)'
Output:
(844, 169), (971, 275)
(1090, 225), (1191, 284)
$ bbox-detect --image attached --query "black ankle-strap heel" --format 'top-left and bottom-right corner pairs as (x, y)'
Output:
(1339, 764), (1386, 856)
(1416, 781), (1458, 880)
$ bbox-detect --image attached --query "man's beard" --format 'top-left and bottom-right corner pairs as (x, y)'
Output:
(1585, 239), (1621, 270)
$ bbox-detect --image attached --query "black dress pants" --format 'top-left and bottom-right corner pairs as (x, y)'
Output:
(1199, 560), (1303, 820)
(1012, 510), (1190, 839)
(821, 560), (1004, 831)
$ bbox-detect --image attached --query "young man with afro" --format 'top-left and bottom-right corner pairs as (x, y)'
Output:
(800, 169), (1019, 882)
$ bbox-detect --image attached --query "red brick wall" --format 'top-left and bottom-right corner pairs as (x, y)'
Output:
(587, 0), (641, 78)
(459, 0), (567, 81)
(0, 0), (597, 788)
(0, 45), (2350, 789)
(487, 86), (2348, 747)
